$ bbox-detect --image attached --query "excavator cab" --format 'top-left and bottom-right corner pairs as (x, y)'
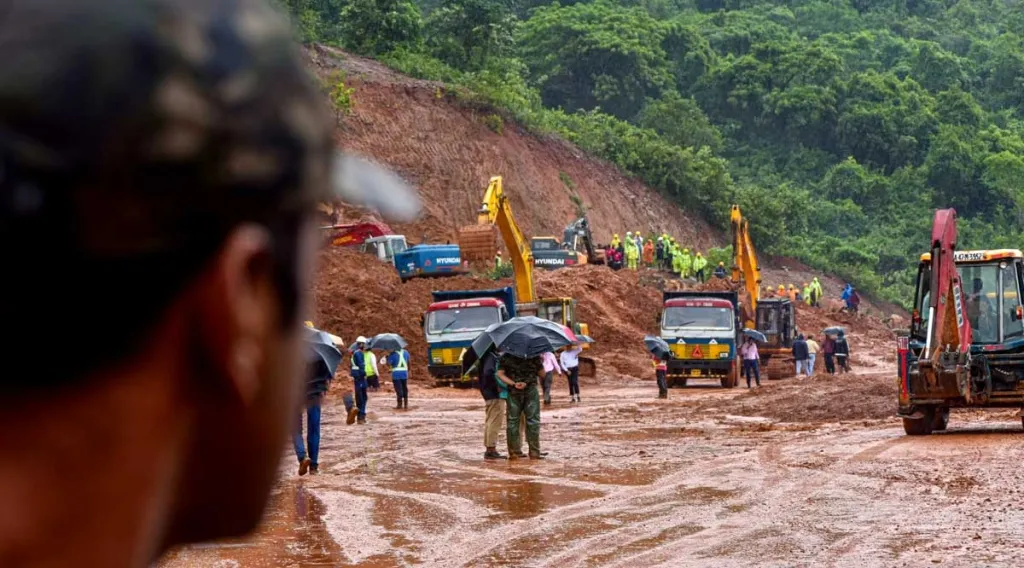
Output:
(756, 298), (797, 349)
(537, 297), (597, 377)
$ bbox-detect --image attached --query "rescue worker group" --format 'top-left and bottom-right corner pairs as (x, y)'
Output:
(605, 231), (717, 278)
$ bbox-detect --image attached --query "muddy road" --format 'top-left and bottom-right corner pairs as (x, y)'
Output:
(161, 369), (1024, 567)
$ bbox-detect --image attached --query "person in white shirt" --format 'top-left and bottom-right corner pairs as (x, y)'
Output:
(539, 351), (563, 405)
(560, 344), (584, 403)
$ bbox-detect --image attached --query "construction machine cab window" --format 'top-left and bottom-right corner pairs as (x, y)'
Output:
(427, 306), (503, 334)
(663, 307), (734, 330)
(539, 302), (565, 325)
(916, 262), (1024, 344)
(531, 238), (561, 251)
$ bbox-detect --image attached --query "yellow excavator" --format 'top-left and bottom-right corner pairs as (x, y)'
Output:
(731, 205), (798, 379)
(458, 176), (596, 376)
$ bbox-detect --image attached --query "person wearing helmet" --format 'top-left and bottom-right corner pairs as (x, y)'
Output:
(634, 230), (643, 253)
(778, 284), (787, 297)
(803, 282), (813, 305)
(714, 261), (727, 279)
(680, 248), (693, 279)
(693, 252), (708, 282)
(624, 232), (639, 270)
(611, 233), (621, 249)
(643, 239), (654, 266)
(788, 284), (798, 303)
(352, 337), (371, 423)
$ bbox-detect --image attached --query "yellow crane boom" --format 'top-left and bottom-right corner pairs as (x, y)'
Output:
(460, 176), (537, 309)
(730, 204), (761, 328)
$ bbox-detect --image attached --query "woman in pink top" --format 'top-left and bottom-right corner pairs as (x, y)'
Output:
(740, 337), (761, 388)
(539, 351), (563, 405)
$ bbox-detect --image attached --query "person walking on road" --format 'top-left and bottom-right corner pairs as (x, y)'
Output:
(654, 355), (668, 398)
(693, 252), (708, 282)
(384, 347), (411, 409)
(806, 336), (820, 376)
(822, 334), (836, 375)
(561, 343), (584, 403)
(792, 334), (809, 377)
(740, 337), (761, 388)
(478, 350), (506, 460)
(835, 331), (851, 373)
(497, 354), (547, 459)
(351, 338), (371, 423)
(540, 351), (563, 405)
(294, 360), (330, 476)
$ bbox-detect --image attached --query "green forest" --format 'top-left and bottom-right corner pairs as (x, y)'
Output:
(276, 0), (1024, 307)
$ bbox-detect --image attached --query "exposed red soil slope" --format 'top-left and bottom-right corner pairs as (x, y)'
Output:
(305, 45), (722, 250)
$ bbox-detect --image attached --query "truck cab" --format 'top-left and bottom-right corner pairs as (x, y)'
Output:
(360, 235), (409, 264)
(423, 287), (516, 384)
(659, 291), (740, 388)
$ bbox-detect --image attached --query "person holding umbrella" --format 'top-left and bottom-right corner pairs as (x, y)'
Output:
(740, 336), (761, 388)
(497, 354), (547, 459)
(294, 358), (329, 476)
(384, 347), (411, 409)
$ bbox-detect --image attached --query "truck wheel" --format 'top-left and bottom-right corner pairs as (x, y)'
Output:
(931, 407), (950, 432)
(903, 407), (935, 436)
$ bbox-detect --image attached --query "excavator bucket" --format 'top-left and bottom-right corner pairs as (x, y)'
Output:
(578, 357), (597, 377)
(458, 224), (498, 261)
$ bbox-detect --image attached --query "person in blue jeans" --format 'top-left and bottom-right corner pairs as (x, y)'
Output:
(352, 336), (370, 424)
(740, 336), (761, 388)
(293, 403), (322, 476)
(385, 348), (411, 409)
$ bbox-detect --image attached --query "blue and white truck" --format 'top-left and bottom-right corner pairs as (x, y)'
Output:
(422, 287), (516, 385)
(659, 291), (741, 388)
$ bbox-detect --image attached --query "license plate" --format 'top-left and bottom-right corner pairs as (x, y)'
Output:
(690, 368), (702, 377)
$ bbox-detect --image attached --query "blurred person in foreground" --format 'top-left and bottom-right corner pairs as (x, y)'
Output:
(0, 0), (419, 565)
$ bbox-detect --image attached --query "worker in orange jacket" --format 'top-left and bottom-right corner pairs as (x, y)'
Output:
(788, 284), (798, 303)
(642, 240), (654, 265)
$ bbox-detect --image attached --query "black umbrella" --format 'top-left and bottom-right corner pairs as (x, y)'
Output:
(462, 323), (502, 375)
(306, 328), (343, 378)
(823, 326), (845, 336)
(644, 335), (672, 360)
(742, 328), (767, 343)
(368, 333), (408, 351)
(477, 316), (574, 359)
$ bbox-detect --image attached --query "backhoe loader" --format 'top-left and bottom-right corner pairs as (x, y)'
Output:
(898, 209), (1024, 435)
(730, 205), (797, 379)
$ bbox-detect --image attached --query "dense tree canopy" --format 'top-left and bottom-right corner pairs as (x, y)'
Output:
(275, 0), (1024, 307)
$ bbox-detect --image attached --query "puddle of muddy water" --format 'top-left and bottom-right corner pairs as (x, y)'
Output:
(390, 468), (605, 519)
(158, 482), (347, 567)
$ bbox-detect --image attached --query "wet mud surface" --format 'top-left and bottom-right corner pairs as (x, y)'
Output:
(161, 371), (1024, 567)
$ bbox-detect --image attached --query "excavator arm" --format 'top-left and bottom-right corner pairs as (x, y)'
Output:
(477, 176), (537, 308)
(730, 205), (762, 328)
(919, 208), (974, 398)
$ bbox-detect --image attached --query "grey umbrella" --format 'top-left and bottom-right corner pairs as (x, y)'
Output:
(477, 316), (574, 359)
(368, 333), (408, 352)
(742, 328), (768, 343)
(306, 328), (343, 378)
(823, 326), (845, 337)
(644, 335), (671, 360)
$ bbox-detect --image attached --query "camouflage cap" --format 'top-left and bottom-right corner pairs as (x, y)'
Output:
(0, 0), (418, 262)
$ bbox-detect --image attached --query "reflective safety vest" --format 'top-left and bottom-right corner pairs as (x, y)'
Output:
(363, 350), (377, 377)
(393, 350), (408, 380)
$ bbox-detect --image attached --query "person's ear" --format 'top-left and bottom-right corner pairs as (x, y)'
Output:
(193, 224), (276, 405)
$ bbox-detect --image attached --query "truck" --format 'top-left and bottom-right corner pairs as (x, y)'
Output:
(897, 208), (1024, 435)
(393, 244), (467, 282)
(423, 287), (517, 386)
(659, 291), (741, 388)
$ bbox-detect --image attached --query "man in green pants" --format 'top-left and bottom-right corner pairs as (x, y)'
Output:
(497, 354), (547, 460)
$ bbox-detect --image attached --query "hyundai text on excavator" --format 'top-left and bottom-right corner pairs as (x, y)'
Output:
(730, 205), (797, 378)
(897, 208), (1024, 435)
(530, 216), (606, 269)
(418, 176), (595, 385)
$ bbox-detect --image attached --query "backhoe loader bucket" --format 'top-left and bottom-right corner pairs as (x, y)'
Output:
(458, 225), (498, 261)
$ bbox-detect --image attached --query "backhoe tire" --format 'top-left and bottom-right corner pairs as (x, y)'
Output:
(903, 407), (935, 436)
(931, 407), (950, 432)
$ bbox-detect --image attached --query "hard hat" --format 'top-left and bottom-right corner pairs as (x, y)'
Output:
(626, 231), (632, 236)
(719, 262), (725, 266)
(304, 320), (315, 328)
(613, 233), (619, 238)
(658, 236), (663, 241)
(789, 284), (795, 289)
(697, 252), (702, 256)
(356, 336), (368, 344)
(684, 248), (689, 253)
